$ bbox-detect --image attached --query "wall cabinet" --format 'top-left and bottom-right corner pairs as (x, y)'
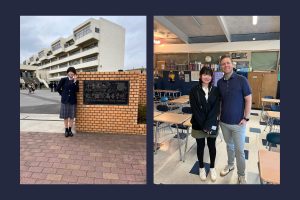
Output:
(248, 71), (278, 109)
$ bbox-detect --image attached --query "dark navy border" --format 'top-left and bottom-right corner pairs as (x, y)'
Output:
(1, 0), (297, 199)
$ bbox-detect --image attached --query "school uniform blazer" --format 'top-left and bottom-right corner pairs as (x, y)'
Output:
(56, 77), (79, 105)
(189, 84), (220, 132)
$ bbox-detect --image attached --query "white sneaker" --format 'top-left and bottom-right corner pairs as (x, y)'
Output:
(220, 165), (235, 176)
(210, 168), (217, 182)
(238, 175), (247, 184)
(199, 168), (207, 181)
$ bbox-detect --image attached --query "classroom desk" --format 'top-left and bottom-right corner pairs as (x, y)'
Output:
(260, 98), (280, 121)
(258, 150), (280, 184)
(182, 120), (192, 162)
(266, 111), (280, 119)
(169, 98), (189, 105)
(261, 98), (280, 104)
(265, 111), (280, 132)
(154, 111), (163, 117)
(154, 112), (191, 161)
(179, 95), (189, 99)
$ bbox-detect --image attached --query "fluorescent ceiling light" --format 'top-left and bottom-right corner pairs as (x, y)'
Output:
(253, 16), (258, 25)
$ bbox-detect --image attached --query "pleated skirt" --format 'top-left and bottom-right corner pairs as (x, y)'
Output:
(59, 103), (76, 119)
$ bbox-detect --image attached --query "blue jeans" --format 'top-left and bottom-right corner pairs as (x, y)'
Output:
(220, 122), (246, 176)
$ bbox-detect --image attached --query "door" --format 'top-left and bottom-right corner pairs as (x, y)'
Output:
(261, 72), (278, 106)
(248, 72), (263, 109)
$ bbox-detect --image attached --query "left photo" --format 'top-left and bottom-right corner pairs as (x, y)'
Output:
(20, 16), (146, 184)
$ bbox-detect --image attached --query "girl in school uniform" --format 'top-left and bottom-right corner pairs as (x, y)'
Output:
(56, 67), (79, 137)
(190, 66), (220, 182)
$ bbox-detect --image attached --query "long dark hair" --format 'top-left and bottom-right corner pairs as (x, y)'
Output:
(199, 66), (213, 88)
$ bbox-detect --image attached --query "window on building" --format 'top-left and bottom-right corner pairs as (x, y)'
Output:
(82, 42), (98, 51)
(82, 55), (98, 63)
(59, 63), (68, 68)
(59, 54), (67, 60)
(69, 49), (80, 56)
(69, 59), (80, 66)
(74, 25), (92, 40)
(51, 57), (58, 62)
(95, 27), (100, 33)
(38, 51), (44, 58)
(64, 39), (75, 48)
(52, 42), (61, 51)
(82, 66), (98, 72)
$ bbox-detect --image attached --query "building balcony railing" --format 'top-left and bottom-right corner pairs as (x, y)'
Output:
(38, 47), (99, 70)
(47, 54), (54, 59)
(39, 55), (48, 61)
(75, 60), (98, 70)
(74, 32), (99, 46)
(64, 45), (78, 53)
(48, 60), (98, 74)
(48, 76), (66, 81)
(52, 47), (65, 56)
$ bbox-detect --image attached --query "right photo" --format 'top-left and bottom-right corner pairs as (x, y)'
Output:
(153, 16), (280, 184)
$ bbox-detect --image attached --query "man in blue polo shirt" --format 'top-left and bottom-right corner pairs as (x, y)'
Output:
(217, 55), (252, 184)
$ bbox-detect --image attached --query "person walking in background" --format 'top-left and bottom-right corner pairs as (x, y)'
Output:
(217, 55), (252, 184)
(31, 83), (35, 93)
(49, 82), (53, 92)
(56, 67), (79, 137)
(28, 82), (35, 94)
(27, 83), (32, 94)
(190, 66), (220, 182)
(54, 82), (57, 92)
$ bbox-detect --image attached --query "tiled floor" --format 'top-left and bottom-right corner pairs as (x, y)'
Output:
(154, 105), (280, 184)
(20, 132), (146, 184)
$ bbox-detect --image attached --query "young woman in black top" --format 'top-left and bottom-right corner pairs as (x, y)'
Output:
(189, 67), (220, 182)
(56, 67), (79, 137)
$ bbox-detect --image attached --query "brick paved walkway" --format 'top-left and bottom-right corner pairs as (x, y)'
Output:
(20, 132), (146, 184)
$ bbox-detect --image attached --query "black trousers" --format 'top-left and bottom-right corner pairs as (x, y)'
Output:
(196, 137), (216, 168)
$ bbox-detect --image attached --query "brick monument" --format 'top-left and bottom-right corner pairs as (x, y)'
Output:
(76, 72), (146, 135)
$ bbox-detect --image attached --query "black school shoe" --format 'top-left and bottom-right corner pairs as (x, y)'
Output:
(65, 129), (69, 137)
(68, 127), (73, 137)
(69, 130), (73, 137)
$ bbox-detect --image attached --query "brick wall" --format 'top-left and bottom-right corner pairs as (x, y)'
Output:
(139, 74), (147, 106)
(76, 72), (146, 135)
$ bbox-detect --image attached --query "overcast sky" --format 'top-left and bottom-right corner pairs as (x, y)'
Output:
(20, 16), (146, 70)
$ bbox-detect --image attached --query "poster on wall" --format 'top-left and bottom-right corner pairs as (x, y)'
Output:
(179, 71), (185, 80)
(185, 74), (190, 82)
(168, 71), (175, 82)
(213, 72), (224, 87)
(191, 71), (199, 81)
